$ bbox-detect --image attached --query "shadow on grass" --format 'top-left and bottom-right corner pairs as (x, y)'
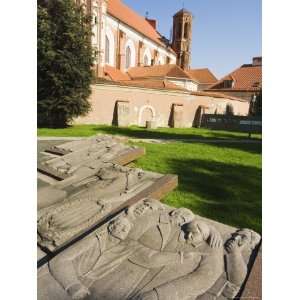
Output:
(94, 126), (262, 155)
(164, 158), (262, 233)
(91, 125), (260, 141)
(199, 141), (262, 155)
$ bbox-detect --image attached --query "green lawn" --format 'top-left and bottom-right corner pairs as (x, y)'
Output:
(38, 124), (262, 140)
(132, 141), (262, 233)
(38, 125), (262, 232)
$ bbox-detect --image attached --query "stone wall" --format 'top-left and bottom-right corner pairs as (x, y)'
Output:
(74, 83), (250, 127)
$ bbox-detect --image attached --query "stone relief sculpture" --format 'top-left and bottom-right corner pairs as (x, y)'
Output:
(38, 137), (261, 300)
(38, 136), (141, 181)
(47, 199), (228, 300)
(46, 136), (125, 155)
(38, 167), (162, 250)
(197, 228), (261, 300)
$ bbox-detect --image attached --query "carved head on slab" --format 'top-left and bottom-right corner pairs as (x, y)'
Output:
(108, 216), (133, 241)
(226, 228), (261, 253)
(169, 208), (195, 226)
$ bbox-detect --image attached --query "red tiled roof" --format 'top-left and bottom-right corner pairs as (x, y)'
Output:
(209, 65), (262, 91)
(128, 64), (194, 80)
(107, 0), (174, 53)
(186, 68), (218, 84)
(95, 77), (245, 101)
(191, 91), (247, 102)
(104, 65), (131, 81)
(116, 79), (188, 91)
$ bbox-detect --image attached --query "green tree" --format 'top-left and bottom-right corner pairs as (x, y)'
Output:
(38, 0), (95, 127)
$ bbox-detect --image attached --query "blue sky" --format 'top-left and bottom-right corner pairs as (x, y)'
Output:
(122, 0), (262, 79)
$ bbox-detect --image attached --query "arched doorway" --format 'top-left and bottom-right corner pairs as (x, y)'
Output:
(138, 105), (156, 127)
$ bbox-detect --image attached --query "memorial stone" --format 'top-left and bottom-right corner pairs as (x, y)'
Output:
(37, 136), (261, 300)
(38, 200), (261, 300)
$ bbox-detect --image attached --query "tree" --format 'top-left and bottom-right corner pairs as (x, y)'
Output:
(38, 0), (95, 127)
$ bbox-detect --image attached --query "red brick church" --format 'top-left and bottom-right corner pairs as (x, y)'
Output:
(74, 0), (251, 127)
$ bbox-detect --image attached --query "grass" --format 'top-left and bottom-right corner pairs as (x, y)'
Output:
(131, 141), (262, 233)
(38, 125), (262, 232)
(38, 124), (262, 140)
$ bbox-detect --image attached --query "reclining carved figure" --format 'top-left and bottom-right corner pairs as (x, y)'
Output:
(49, 200), (225, 300)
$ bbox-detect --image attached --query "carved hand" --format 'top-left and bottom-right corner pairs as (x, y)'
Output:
(225, 239), (239, 254)
(208, 228), (223, 248)
(136, 290), (158, 300)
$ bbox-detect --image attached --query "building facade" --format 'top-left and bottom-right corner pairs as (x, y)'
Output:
(76, 0), (179, 77)
(72, 1), (251, 128)
(207, 57), (262, 102)
(74, 82), (250, 127)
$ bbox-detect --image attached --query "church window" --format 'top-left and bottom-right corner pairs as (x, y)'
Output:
(143, 48), (151, 66)
(144, 55), (149, 66)
(124, 39), (136, 69)
(184, 23), (189, 39)
(177, 23), (182, 38)
(126, 46), (131, 69)
(105, 35), (110, 64)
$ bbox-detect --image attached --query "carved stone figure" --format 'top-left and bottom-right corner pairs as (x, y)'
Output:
(46, 201), (225, 300)
(49, 215), (136, 300)
(38, 136), (142, 182)
(38, 201), (261, 300)
(197, 228), (261, 300)
(130, 217), (224, 300)
(38, 167), (162, 250)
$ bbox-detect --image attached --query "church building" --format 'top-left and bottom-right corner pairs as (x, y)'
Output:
(73, 0), (250, 128)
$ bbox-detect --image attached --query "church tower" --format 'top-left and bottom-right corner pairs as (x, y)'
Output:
(172, 9), (193, 70)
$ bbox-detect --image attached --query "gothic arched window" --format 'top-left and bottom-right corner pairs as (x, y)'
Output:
(105, 35), (110, 64)
(184, 23), (189, 39)
(126, 46), (131, 69)
(144, 55), (149, 66)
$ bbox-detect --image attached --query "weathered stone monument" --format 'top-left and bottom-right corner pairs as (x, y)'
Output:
(37, 136), (261, 300)
(170, 104), (184, 128)
(116, 101), (131, 127)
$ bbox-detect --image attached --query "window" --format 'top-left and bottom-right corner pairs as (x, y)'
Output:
(177, 23), (182, 38)
(184, 23), (189, 39)
(143, 48), (151, 66)
(144, 55), (149, 66)
(105, 35), (110, 64)
(126, 46), (131, 69)
(223, 80), (234, 88)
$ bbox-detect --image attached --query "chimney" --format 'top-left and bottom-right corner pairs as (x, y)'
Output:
(146, 18), (157, 30)
(252, 56), (262, 66)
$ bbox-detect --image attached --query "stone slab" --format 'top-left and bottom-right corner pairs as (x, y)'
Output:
(38, 170), (178, 253)
(38, 136), (145, 182)
(38, 200), (261, 300)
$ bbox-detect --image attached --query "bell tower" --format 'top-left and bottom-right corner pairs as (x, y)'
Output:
(172, 9), (192, 70)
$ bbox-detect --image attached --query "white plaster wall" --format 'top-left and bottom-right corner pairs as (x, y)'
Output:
(105, 14), (176, 68)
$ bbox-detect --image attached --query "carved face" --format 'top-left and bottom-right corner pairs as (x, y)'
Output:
(232, 233), (249, 247)
(230, 229), (260, 250)
(170, 208), (194, 226)
(108, 217), (132, 240)
(184, 220), (209, 246)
